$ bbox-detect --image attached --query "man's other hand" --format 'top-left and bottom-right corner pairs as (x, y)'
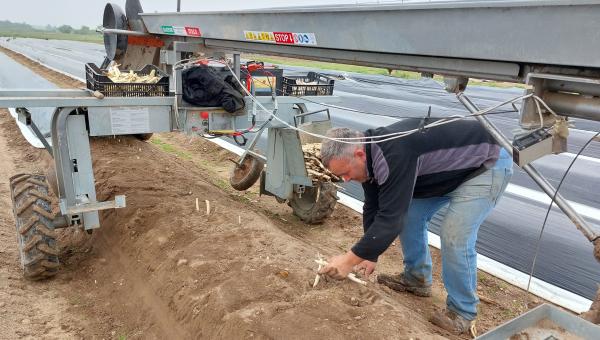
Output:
(355, 260), (376, 279)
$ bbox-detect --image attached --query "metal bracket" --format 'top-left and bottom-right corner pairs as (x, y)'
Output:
(444, 76), (469, 94)
(296, 184), (306, 198)
(521, 73), (600, 129)
(15, 107), (53, 156)
(293, 108), (331, 127)
(60, 195), (126, 215)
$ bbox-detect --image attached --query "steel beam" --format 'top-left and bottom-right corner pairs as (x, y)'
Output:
(542, 92), (600, 122)
(201, 39), (521, 82)
(0, 95), (174, 108)
(141, 0), (600, 78)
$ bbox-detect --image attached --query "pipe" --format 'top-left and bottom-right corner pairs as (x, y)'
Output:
(543, 92), (600, 122)
(96, 27), (150, 37)
(456, 92), (599, 242)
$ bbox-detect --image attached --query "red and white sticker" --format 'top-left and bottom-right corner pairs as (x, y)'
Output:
(185, 26), (202, 37)
(273, 32), (294, 44)
(244, 31), (317, 45)
(161, 25), (201, 37)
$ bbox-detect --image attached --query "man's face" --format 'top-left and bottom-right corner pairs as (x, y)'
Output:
(327, 147), (368, 183)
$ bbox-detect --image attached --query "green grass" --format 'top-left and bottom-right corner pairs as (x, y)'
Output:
(150, 137), (192, 160)
(0, 30), (102, 44)
(214, 178), (230, 191)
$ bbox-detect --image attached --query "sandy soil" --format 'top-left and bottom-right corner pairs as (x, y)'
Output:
(0, 47), (554, 340)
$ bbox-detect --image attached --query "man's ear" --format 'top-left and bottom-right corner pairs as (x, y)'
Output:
(354, 147), (366, 161)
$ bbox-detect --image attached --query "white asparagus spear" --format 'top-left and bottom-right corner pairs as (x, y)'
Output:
(314, 259), (367, 286)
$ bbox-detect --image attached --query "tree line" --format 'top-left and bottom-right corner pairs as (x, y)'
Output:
(0, 20), (99, 35)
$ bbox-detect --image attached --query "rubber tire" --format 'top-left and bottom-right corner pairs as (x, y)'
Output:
(9, 174), (59, 280)
(229, 155), (265, 191)
(288, 182), (338, 224)
(45, 166), (59, 198)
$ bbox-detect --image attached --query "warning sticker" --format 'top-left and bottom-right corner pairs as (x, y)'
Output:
(161, 25), (202, 37)
(110, 107), (150, 135)
(185, 26), (202, 37)
(244, 31), (317, 46)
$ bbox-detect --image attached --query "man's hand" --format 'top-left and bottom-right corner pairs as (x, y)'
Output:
(355, 260), (376, 279)
(318, 251), (363, 280)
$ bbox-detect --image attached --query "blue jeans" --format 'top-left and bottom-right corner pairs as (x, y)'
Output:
(399, 148), (513, 320)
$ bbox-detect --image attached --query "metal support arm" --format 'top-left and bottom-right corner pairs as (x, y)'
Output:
(456, 93), (599, 242)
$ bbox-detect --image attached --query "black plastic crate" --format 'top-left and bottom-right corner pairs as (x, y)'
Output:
(85, 63), (169, 97)
(282, 72), (335, 96)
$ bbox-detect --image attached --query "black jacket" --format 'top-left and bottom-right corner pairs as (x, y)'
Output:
(182, 66), (245, 113)
(352, 119), (500, 261)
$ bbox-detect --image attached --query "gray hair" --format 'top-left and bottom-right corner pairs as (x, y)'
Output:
(320, 127), (364, 166)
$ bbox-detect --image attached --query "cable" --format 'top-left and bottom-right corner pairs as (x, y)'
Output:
(228, 66), (538, 144)
(191, 58), (501, 136)
(534, 95), (544, 129)
(250, 76), (519, 119)
(222, 61), (528, 142)
(195, 57), (556, 146)
(526, 131), (600, 294)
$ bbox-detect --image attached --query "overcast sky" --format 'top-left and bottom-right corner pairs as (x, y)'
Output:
(0, 0), (400, 28)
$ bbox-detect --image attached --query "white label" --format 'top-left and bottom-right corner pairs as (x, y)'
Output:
(110, 107), (150, 135)
(173, 26), (186, 36)
(243, 31), (317, 46)
(292, 33), (317, 45)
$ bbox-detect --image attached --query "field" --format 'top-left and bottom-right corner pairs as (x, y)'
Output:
(0, 31), (103, 44)
(0, 42), (547, 339)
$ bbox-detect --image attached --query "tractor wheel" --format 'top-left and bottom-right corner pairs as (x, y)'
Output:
(229, 155), (264, 191)
(45, 165), (59, 197)
(289, 182), (338, 224)
(9, 174), (59, 280)
(136, 133), (153, 141)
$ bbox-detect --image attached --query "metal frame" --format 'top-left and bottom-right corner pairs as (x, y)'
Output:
(1, 0), (599, 242)
(164, 39), (343, 200)
(0, 90), (174, 229)
(141, 1), (600, 82)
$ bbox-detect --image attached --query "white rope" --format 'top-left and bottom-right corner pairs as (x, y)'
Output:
(190, 58), (560, 145)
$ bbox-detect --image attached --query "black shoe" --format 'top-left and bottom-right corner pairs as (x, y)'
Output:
(377, 273), (432, 297)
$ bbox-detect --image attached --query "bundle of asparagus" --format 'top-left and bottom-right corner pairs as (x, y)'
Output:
(302, 143), (341, 183)
(106, 64), (161, 84)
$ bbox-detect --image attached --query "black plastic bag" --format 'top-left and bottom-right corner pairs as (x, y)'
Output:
(182, 65), (245, 113)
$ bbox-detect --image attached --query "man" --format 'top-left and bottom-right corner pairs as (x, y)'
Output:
(318, 119), (513, 335)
